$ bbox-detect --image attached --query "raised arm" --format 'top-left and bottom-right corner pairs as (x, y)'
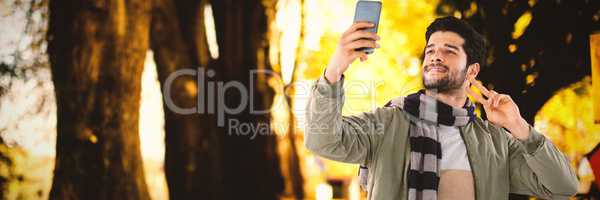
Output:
(304, 21), (387, 164)
(466, 77), (578, 198)
(304, 75), (393, 164)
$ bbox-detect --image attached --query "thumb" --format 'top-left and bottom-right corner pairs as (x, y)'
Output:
(359, 54), (368, 62)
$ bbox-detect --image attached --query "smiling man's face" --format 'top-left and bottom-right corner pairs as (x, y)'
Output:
(422, 31), (469, 93)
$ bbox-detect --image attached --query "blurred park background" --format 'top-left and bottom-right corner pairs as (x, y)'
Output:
(0, 0), (600, 199)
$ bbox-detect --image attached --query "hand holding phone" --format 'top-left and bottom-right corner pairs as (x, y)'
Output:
(323, 1), (382, 83)
(324, 22), (380, 83)
(353, 1), (382, 54)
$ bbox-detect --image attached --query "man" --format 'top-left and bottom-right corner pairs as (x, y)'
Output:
(304, 16), (578, 200)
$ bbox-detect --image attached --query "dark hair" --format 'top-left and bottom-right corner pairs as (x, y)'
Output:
(425, 16), (487, 67)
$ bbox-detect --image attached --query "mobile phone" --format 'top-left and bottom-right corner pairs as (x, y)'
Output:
(353, 1), (382, 55)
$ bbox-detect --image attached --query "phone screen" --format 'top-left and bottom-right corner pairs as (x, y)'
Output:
(353, 1), (382, 54)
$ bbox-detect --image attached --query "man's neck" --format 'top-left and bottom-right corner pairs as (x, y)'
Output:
(424, 89), (468, 108)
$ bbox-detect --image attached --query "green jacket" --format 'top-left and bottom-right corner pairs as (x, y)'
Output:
(304, 76), (579, 200)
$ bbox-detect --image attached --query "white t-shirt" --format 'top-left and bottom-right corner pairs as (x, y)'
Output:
(438, 125), (471, 171)
(437, 125), (475, 200)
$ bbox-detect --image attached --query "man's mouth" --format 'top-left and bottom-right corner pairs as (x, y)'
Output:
(425, 65), (448, 73)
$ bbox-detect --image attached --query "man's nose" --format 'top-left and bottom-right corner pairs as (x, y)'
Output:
(430, 51), (444, 63)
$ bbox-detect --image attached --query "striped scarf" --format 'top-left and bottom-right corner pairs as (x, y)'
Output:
(359, 90), (475, 200)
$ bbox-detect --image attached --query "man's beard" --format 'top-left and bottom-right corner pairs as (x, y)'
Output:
(422, 64), (467, 93)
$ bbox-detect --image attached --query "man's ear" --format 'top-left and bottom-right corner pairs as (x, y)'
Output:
(466, 63), (480, 80)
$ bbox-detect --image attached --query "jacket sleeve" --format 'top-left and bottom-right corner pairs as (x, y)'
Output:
(303, 75), (393, 164)
(508, 126), (579, 199)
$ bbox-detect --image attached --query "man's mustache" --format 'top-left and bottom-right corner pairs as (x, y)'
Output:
(424, 63), (448, 72)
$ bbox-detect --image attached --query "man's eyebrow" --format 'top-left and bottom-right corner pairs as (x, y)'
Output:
(425, 44), (435, 48)
(444, 44), (460, 51)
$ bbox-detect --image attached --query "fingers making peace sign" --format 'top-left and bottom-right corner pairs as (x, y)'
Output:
(465, 77), (531, 140)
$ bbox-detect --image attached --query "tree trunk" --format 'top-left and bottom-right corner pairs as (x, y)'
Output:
(150, 0), (225, 199)
(150, 0), (284, 199)
(47, 0), (152, 199)
(210, 0), (284, 199)
(285, 0), (306, 197)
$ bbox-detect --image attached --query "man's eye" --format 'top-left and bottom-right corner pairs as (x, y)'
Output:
(426, 50), (434, 54)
